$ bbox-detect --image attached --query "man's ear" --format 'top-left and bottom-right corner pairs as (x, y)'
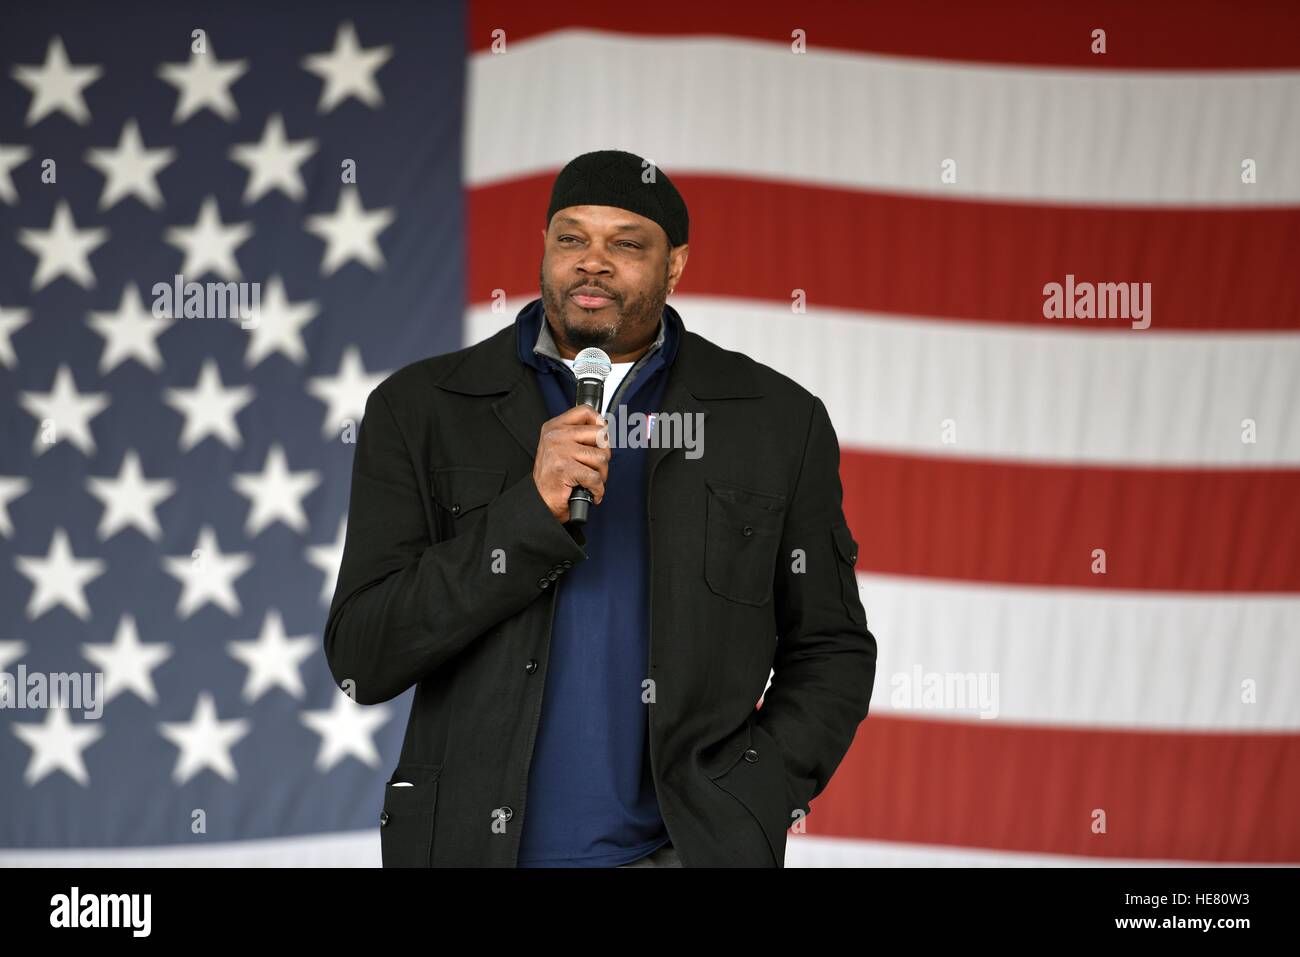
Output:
(669, 243), (689, 286)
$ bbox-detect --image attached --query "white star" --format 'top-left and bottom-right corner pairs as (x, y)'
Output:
(227, 610), (316, 702)
(15, 527), (105, 621)
(86, 449), (176, 540)
(300, 689), (390, 772)
(0, 477), (29, 537)
(301, 21), (393, 113)
(306, 346), (387, 437)
(164, 195), (253, 281)
(80, 614), (172, 706)
(162, 525), (253, 619)
(231, 444), (321, 536)
(307, 516), (347, 604)
(303, 186), (395, 275)
(0, 143), (33, 204)
(10, 36), (103, 126)
(84, 119), (177, 210)
(229, 113), (318, 203)
(0, 304), (30, 367)
(12, 708), (105, 786)
(242, 275), (319, 366)
(164, 358), (254, 451)
(19, 364), (110, 456)
(87, 284), (173, 373)
(159, 692), (251, 784)
(157, 45), (248, 123)
(17, 200), (108, 290)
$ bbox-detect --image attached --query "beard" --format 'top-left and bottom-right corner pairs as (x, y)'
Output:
(539, 262), (670, 355)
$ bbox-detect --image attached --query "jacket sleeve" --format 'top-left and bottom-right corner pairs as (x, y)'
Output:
(323, 387), (588, 705)
(759, 395), (878, 824)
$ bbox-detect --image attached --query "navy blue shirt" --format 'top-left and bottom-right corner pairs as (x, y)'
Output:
(514, 297), (681, 866)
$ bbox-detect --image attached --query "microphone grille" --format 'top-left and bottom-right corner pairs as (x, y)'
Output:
(572, 347), (612, 381)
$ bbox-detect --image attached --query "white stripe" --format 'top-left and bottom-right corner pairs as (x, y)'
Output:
(0, 830), (1254, 867)
(857, 572), (1300, 731)
(467, 31), (1300, 205)
(0, 830), (380, 867)
(785, 835), (1279, 867)
(465, 299), (1300, 467)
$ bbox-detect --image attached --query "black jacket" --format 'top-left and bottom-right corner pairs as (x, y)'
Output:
(323, 305), (877, 866)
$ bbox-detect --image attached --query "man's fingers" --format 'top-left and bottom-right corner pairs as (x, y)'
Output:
(569, 465), (605, 502)
(534, 407), (611, 520)
(566, 444), (611, 470)
(544, 423), (608, 448)
(551, 405), (605, 427)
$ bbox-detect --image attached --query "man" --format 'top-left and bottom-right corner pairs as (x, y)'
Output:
(324, 149), (877, 867)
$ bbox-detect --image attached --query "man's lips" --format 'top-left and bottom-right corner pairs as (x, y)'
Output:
(571, 291), (615, 308)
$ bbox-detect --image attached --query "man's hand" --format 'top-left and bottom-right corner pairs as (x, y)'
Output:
(532, 405), (611, 524)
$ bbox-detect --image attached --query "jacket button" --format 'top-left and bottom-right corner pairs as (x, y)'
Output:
(525, 659), (538, 674)
(379, 810), (390, 826)
(742, 525), (754, 537)
(451, 504), (461, 515)
(547, 570), (558, 581)
(538, 578), (549, 589)
(561, 560), (572, 568)
(849, 551), (857, 563)
(743, 749), (759, 763)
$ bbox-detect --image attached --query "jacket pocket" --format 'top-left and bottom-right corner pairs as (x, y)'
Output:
(430, 466), (507, 539)
(831, 523), (867, 627)
(706, 719), (790, 867)
(379, 763), (442, 868)
(703, 479), (786, 607)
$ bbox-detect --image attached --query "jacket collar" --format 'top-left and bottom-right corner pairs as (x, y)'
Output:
(434, 296), (762, 468)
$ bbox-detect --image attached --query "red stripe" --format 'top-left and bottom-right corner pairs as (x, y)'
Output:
(841, 450), (1300, 592)
(468, 0), (1300, 69)
(469, 176), (1300, 331)
(804, 715), (1300, 861)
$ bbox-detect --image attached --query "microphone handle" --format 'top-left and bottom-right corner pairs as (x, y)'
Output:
(567, 377), (605, 525)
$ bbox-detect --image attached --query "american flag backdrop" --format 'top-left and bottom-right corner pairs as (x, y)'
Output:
(0, 2), (460, 862)
(2, 1), (1299, 866)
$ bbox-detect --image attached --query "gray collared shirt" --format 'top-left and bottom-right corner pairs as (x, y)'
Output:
(534, 309), (666, 412)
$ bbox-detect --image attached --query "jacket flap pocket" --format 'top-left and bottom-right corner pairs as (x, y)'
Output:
(430, 466), (507, 515)
(381, 763), (441, 867)
(831, 523), (859, 566)
(705, 478), (786, 518)
(830, 523), (867, 627)
(387, 762), (443, 788)
(704, 481), (786, 606)
(705, 719), (754, 782)
(707, 720), (789, 866)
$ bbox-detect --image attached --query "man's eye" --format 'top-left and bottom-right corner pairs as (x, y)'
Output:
(556, 236), (637, 249)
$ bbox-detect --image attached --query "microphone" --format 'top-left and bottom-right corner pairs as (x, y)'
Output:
(567, 347), (612, 525)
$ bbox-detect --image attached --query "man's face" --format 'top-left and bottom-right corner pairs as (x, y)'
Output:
(539, 205), (687, 360)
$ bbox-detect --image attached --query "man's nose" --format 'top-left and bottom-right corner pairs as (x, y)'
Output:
(576, 248), (613, 273)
